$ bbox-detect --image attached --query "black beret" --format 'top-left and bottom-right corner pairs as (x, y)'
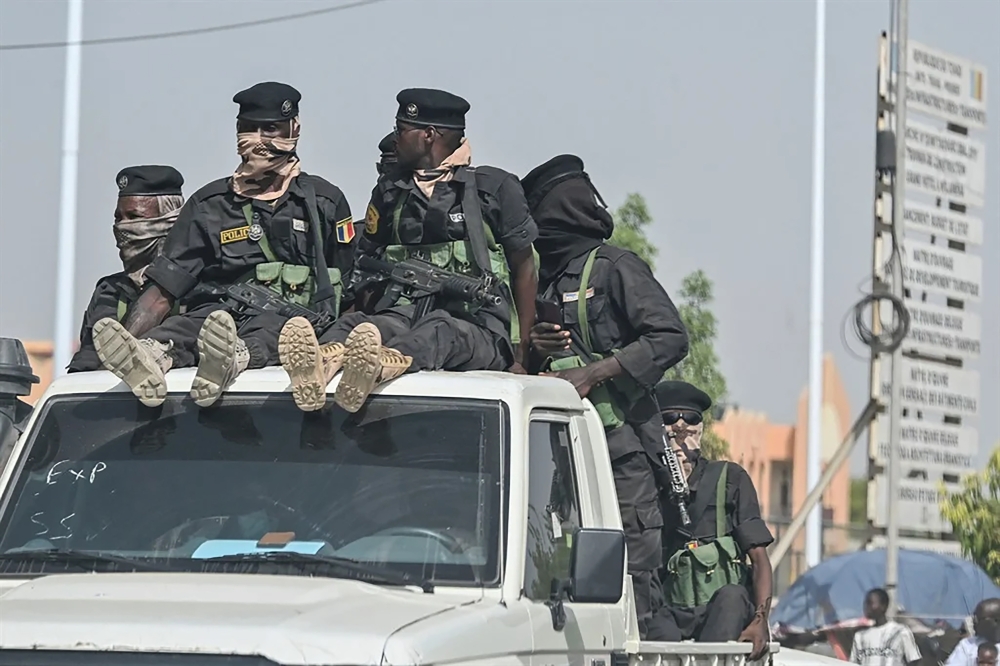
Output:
(378, 132), (396, 155)
(655, 381), (712, 414)
(395, 88), (469, 130)
(233, 81), (301, 122)
(116, 165), (184, 198)
(521, 154), (587, 209)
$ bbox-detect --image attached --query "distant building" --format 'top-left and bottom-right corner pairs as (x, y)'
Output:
(712, 353), (857, 593)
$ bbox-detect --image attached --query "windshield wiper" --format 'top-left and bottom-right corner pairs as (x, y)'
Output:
(0, 548), (173, 572)
(203, 551), (434, 593)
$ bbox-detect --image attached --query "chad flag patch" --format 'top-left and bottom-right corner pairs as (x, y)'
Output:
(336, 217), (355, 244)
(220, 225), (250, 244)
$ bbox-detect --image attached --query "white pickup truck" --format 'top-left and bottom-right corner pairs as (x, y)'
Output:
(0, 365), (844, 665)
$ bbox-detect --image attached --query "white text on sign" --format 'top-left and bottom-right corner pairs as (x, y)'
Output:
(903, 200), (983, 246)
(906, 40), (989, 130)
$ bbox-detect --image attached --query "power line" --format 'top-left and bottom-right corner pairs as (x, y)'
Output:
(0, 0), (388, 51)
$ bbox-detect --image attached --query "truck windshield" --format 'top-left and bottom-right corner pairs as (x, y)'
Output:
(0, 393), (506, 586)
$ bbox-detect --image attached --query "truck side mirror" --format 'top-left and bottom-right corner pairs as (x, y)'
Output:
(568, 527), (625, 604)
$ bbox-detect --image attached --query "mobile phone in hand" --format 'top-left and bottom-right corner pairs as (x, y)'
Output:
(536, 300), (563, 326)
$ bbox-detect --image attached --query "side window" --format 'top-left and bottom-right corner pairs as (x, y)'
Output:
(523, 420), (581, 601)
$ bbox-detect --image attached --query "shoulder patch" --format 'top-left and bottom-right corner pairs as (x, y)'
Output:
(335, 217), (355, 244)
(365, 204), (380, 235)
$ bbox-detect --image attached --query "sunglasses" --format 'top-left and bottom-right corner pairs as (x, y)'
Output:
(662, 411), (703, 426)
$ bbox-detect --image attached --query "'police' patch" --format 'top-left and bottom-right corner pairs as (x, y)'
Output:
(365, 204), (379, 235)
(562, 287), (595, 303)
(220, 226), (250, 244)
(336, 217), (355, 244)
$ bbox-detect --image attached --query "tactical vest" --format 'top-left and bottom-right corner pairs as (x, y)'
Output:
(541, 247), (646, 430)
(237, 202), (343, 318)
(664, 462), (749, 608)
(380, 175), (522, 344)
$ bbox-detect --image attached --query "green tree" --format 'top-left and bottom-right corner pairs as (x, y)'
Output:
(607, 193), (730, 460)
(940, 447), (1000, 585)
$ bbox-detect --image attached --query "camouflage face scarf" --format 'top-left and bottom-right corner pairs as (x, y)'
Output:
(232, 117), (302, 202)
(413, 138), (472, 198)
(666, 420), (704, 478)
(113, 194), (185, 286)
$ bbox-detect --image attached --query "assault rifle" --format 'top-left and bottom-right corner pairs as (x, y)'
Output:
(357, 255), (502, 323)
(661, 431), (693, 526)
(224, 282), (335, 335)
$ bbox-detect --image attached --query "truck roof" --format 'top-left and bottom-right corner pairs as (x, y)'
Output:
(40, 368), (587, 411)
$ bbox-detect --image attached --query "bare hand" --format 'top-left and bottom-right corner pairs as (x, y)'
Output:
(738, 617), (769, 661)
(530, 322), (571, 354)
(508, 362), (527, 375)
(541, 366), (596, 398)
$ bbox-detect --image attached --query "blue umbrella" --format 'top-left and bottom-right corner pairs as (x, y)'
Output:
(771, 548), (1000, 631)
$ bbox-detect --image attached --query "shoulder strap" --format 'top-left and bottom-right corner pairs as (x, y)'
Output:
(715, 462), (729, 538)
(241, 203), (279, 263)
(458, 167), (495, 279)
(392, 191), (409, 244)
(577, 248), (600, 351)
(299, 181), (337, 314)
(116, 298), (127, 322)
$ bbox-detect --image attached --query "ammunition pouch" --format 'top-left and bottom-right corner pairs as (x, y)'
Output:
(248, 262), (342, 317)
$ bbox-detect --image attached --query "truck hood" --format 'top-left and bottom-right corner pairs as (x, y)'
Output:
(0, 572), (476, 664)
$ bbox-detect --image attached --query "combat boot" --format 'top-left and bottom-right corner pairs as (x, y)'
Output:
(191, 310), (250, 408)
(93, 318), (174, 408)
(333, 322), (412, 413)
(278, 316), (345, 412)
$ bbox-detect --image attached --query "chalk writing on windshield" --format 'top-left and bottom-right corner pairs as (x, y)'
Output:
(30, 461), (108, 541)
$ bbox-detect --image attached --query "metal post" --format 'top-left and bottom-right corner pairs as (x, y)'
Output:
(805, 0), (827, 569)
(886, 0), (909, 621)
(52, 0), (84, 378)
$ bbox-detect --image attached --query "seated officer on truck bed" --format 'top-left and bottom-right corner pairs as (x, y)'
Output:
(69, 165), (186, 373)
(276, 88), (538, 415)
(649, 380), (773, 660)
(520, 154), (689, 640)
(94, 81), (355, 409)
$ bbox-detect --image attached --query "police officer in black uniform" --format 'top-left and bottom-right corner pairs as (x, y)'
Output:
(69, 165), (187, 373)
(649, 380), (774, 660)
(95, 81), (355, 409)
(519, 154), (689, 639)
(277, 88), (538, 414)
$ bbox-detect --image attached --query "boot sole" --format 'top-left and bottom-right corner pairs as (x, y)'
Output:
(278, 317), (327, 412)
(192, 310), (238, 408)
(93, 318), (167, 408)
(334, 323), (381, 413)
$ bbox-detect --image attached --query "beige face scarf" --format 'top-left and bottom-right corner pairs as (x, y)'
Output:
(113, 194), (185, 287)
(231, 117), (302, 201)
(666, 420), (704, 478)
(413, 138), (472, 198)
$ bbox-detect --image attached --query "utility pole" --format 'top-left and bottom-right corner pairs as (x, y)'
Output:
(886, 0), (909, 620)
(52, 0), (84, 378)
(804, 0), (827, 569)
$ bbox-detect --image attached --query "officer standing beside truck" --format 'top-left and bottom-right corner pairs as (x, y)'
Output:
(277, 88), (538, 414)
(95, 81), (356, 408)
(69, 165), (187, 373)
(520, 154), (689, 640)
(650, 380), (773, 660)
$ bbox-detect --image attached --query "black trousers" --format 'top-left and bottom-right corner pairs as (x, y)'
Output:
(318, 306), (509, 372)
(145, 303), (286, 370)
(647, 583), (754, 642)
(612, 450), (664, 640)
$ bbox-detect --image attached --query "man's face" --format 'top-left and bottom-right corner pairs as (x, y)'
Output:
(237, 119), (292, 140)
(978, 646), (998, 666)
(115, 196), (159, 223)
(393, 122), (432, 169)
(975, 602), (1000, 642)
(863, 593), (886, 621)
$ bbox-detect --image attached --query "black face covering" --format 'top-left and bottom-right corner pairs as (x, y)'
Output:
(531, 176), (614, 286)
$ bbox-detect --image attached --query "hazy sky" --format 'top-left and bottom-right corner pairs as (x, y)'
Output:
(0, 0), (997, 475)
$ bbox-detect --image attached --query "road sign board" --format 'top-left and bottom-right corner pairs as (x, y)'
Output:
(879, 357), (980, 417)
(903, 200), (984, 246)
(906, 40), (988, 130)
(873, 416), (980, 471)
(867, 535), (963, 558)
(902, 299), (981, 359)
(870, 475), (954, 533)
(904, 121), (986, 207)
(898, 237), (983, 303)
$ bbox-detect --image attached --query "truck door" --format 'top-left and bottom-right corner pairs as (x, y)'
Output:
(523, 416), (616, 666)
